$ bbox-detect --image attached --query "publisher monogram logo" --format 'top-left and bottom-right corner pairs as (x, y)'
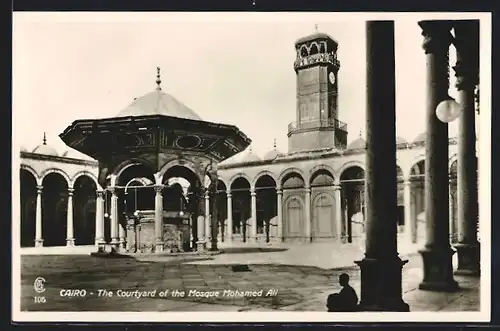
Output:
(34, 277), (46, 294)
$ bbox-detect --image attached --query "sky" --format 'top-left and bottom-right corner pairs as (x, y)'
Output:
(13, 12), (484, 159)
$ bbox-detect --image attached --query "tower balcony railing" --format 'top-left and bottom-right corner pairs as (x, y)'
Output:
(294, 53), (340, 70)
(288, 118), (348, 135)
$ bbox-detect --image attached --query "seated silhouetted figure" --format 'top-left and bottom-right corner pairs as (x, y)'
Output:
(326, 273), (359, 312)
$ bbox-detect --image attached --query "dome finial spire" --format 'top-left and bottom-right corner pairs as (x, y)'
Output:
(156, 67), (162, 91)
(43, 132), (47, 145)
(273, 138), (277, 149)
(315, 24), (319, 32)
(359, 129), (362, 138)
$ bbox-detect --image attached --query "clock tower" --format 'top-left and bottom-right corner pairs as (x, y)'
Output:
(288, 31), (348, 152)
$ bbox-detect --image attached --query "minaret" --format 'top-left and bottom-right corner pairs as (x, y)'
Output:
(288, 27), (348, 152)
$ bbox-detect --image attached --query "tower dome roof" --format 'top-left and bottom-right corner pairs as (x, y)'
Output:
(115, 67), (202, 121)
(32, 133), (58, 156)
(413, 132), (426, 143)
(295, 32), (338, 47)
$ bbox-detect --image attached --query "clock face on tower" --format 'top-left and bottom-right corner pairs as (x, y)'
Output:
(329, 72), (336, 85)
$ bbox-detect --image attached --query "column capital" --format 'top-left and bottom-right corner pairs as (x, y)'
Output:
(333, 184), (342, 191)
(418, 20), (454, 55)
(36, 185), (43, 193)
(67, 188), (74, 196)
(453, 62), (479, 91)
(305, 187), (311, 194)
(153, 184), (164, 193)
(108, 186), (116, 194)
(403, 180), (412, 186)
(251, 191), (257, 197)
(96, 190), (105, 198)
(277, 189), (283, 195)
(226, 192), (232, 198)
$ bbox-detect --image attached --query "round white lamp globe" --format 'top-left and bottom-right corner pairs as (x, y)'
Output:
(436, 98), (462, 123)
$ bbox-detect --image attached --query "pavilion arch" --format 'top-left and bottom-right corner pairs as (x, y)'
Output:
(300, 45), (308, 57)
(449, 154), (458, 172)
(278, 167), (307, 189)
(41, 168), (71, 188)
(114, 159), (155, 181)
(309, 42), (319, 55)
(229, 172), (253, 190)
(216, 179), (227, 193)
(71, 171), (102, 190)
(337, 161), (366, 179)
(407, 154), (425, 178)
(159, 159), (204, 186)
(20, 164), (41, 185)
(251, 170), (278, 189)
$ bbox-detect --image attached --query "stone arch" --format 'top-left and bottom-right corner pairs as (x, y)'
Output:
(229, 172), (253, 190)
(309, 164), (335, 178)
(300, 45), (308, 57)
(311, 191), (336, 240)
(251, 170), (278, 189)
(309, 42), (319, 55)
(337, 160), (366, 179)
(278, 167), (307, 189)
(114, 159), (155, 180)
(408, 154), (425, 178)
(41, 168), (71, 187)
(216, 177), (228, 191)
(449, 153), (458, 172)
(310, 165), (336, 187)
(159, 159), (203, 186)
(283, 195), (305, 240)
(71, 171), (102, 190)
(20, 164), (41, 185)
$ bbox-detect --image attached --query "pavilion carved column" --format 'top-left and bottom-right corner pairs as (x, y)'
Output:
(109, 187), (119, 248)
(196, 189), (207, 251)
(154, 185), (164, 253)
(205, 191), (211, 242)
(453, 19), (480, 276)
(209, 171), (219, 251)
(95, 190), (105, 245)
(304, 187), (311, 242)
(226, 191), (233, 242)
(403, 180), (413, 244)
(250, 188), (257, 243)
(66, 188), (75, 246)
(35, 185), (43, 247)
(334, 184), (343, 243)
(418, 20), (459, 291)
(355, 21), (409, 311)
(276, 189), (283, 242)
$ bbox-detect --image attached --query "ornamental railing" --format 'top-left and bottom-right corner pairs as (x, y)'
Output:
(288, 118), (348, 135)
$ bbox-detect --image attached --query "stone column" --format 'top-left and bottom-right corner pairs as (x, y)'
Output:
(355, 21), (409, 311)
(403, 180), (413, 244)
(210, 186), (218, 251)
(154, 185), (164, 253)
(276, 189), (283, 242)
(334, 184), (343, 243)
(226, 191), (233, 242)
(449, 180), (455, 242)
(418, 20), (459, 291)
(110, 187), (119, 248)
(196, 189), (207, 251)
(304, 187), (311, 242)
(453, 19), (480, 276)
(66, 188), (75, 246)
(250, 189), (257, 243)
(95, 190), (105, 245)
(118, 219), (126, 250)
(35, 185), (43, 247)
(205, 191), (211, 242)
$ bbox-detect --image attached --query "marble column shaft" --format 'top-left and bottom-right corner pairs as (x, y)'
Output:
(454, 19), (480, 276)
(110, 187), (119, 246)
(250, 190), (257, 241)
(304, 187), (311, 242)
(66, 188), (75, 246)
(334, 184), (343, 243)
(418, 19), (458, 291)
(355, 20), (409, 312)
(35, 185), (43, 247)
(154, 185), (164, 252)
(276, 189), (283, 241)
(95, 190), (105, 245)
(226, 191), (233, 242)
(403, 181), (412, 243)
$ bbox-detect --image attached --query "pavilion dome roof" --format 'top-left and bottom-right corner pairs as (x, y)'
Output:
(347, 137), (366, 150)
(396, 136), (408, 144)
(20, 146), (28, 152)
(115, 89), (202, 121)
(239, 147), (261, 163)
(413, 132), (426, 143)
(32, 133), (58, 156)
(263, 139), (282, 160)
(62, 148), (95, 161)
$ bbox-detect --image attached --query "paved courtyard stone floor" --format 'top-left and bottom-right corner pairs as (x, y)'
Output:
(19, 243), (480, 312)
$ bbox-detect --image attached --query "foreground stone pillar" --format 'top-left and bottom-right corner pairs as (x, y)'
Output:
(35, 185), (43, 247)
(334, 184), (343, 243)
(154, 185), (164, 253)
(196, 189), (207, 251)
(304, 187), (311, 242)
(109, 187), (119, 248)
(205, 191), (211, 242)
(355, 21), (409, 311)
(226, 191), (233, 242)
(418, 20), (459, 292)
(250, 189), (257, 242)
(66, 188), (75, 246)
(453, 19), (480, 276)
(276, 189), (283, 241)
(95, 190), (105, 245)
